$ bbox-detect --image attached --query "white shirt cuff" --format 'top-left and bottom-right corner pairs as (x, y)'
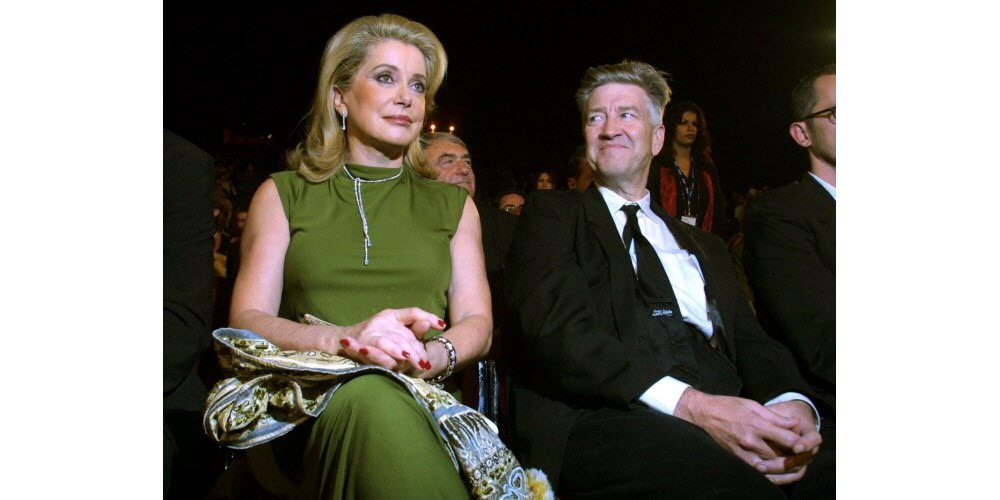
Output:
(765, 392), (822, 431)
(638, 376), (690, 415)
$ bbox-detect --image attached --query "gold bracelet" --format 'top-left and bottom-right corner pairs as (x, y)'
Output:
(427, 336), (456, 383)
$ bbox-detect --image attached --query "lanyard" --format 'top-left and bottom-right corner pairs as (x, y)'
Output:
(674, 159), (696, 216)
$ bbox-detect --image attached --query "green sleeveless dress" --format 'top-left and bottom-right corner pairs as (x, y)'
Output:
(275, 164), (465, 325)
(268, 164), (469, 499)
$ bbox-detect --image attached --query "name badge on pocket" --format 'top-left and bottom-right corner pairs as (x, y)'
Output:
(652, 308), (674, 317)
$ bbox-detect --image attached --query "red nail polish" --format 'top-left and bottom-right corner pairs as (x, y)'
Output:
(402, 351), (411, 358)
(419, 360), (430, 369)
(360, 348), (369, 356)
(438, 320), (446, 327)
(340, 338), (350, 347)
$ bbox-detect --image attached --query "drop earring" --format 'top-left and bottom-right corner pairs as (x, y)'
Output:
(340, 109), (347, 131)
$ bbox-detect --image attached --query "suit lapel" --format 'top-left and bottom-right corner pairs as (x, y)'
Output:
(582, 186), (639, 341)
(649, 202), (722, 297)
(649, 202), (736, 357)
(800, 174), (836, 273)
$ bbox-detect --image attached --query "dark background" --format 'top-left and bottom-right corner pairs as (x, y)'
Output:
(165, 1), (835, 199)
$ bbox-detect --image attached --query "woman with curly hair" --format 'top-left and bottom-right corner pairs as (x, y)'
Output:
(646, 100), (728, 237)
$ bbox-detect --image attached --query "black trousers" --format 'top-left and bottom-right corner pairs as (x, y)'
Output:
(164, 410), (225, 500)
(560, 408), (835, 499)
(560, 407), (780, 499)
(557, 323), (836, 500)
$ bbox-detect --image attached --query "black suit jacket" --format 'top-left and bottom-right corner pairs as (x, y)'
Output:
(475, 199), (517, 321)
(164, 129), (216, 412)
(504, 186), (818, 483)
(743, 174), (836, 407)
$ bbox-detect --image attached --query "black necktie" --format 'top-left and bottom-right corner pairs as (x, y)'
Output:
(621, 204), (703, 383)
(620, 204), (674, 303)
(621, 204), (739, 392)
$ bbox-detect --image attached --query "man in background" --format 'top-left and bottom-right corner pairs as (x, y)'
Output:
(565, 144), (594, 192)
(422, 132), (518, 421)
(743, 63), (836, 410)
(422, 132), (517, 284)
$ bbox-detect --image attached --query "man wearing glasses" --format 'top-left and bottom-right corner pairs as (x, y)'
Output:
(743, 63), (837, 412)
(498, 191), (526, 216)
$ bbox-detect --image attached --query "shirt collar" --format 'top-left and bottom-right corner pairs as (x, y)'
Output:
(596, 183), (653, 218)
(808, 172), (836, 200)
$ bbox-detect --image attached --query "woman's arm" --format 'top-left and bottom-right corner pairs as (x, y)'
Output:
(229, 179), (346, 353)
(229, 179), (439, 366)
(422, 196), (493, 379)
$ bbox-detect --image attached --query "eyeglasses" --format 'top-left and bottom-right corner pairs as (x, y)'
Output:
(798, 106), (835, 124)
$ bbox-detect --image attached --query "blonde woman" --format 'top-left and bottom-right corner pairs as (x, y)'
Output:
(230, 14), (491, 498)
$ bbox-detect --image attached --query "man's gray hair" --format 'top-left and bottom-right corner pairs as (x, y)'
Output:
(575, 60), (672, 126)
(419, 132), (469, 151)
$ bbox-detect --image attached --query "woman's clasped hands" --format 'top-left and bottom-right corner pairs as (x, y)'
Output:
(334, 307), (446, 376)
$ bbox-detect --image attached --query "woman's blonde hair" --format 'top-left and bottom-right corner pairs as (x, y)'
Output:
(287, 14), (447, 182)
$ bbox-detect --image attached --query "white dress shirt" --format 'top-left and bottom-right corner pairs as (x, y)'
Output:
(808, 172), (836, 200)
(596, 185), (819, 426)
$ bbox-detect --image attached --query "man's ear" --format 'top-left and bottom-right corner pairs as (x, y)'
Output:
(652, 123), (666, 156)
(789, 121), (812, 148)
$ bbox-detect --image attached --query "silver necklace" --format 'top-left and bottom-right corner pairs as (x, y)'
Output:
(342, 164), (404, 266)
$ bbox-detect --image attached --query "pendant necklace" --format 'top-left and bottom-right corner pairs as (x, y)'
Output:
(342, 164), (403, 266)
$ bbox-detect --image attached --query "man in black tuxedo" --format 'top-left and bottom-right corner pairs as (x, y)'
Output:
(744, 64), (836, 409)
(504, 61), (834, 498)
